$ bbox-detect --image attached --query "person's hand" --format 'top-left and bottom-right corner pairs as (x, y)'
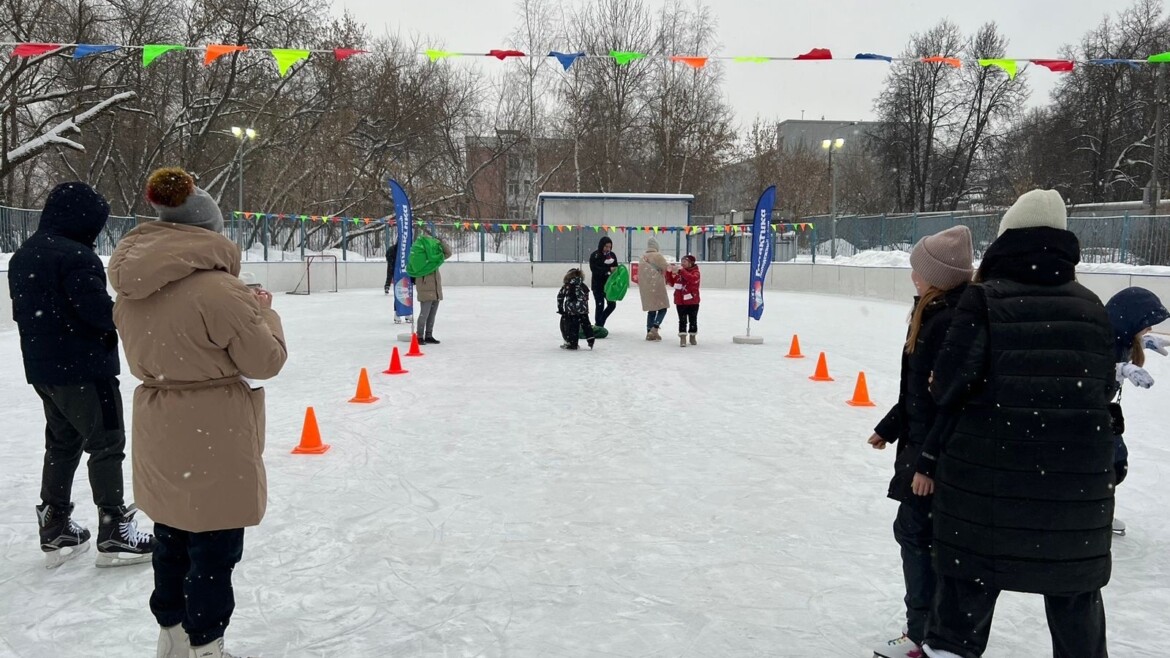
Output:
(254, 288), (273, 309)
(911, 473), (935, 496)
(1118, 363), (1154, 388)
(1143, 334), (1169, 356)
(867, 433), (887, 450)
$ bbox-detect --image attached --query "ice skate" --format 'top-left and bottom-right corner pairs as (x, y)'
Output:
(1113, 517), (1126, 536)
(874, 633), (923, 658)
(689, 333), (697, 346)
(587, 338), (595, 350)
(560, 343), (578, 350)
(679, 333), (687, 347)
(38, 503), (91, 569)
(189, 637), (253, 658)
(95, 504), (154, 568)
(158, 624), (189, 658)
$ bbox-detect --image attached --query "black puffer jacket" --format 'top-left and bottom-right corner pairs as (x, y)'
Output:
(875, 284), (966, 502)
(8, 182), (120, 386)
(557, 274), (590, 316)
(589, 237), (618, 290)
(928, 227), (1116, 594)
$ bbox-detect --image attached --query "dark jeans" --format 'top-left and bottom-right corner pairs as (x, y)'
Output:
(677, 304), (699, 334)
(646, 308), (667, 331)
(593, 285), (616, 327)
(925, 575), (1107, 658)
(150, 523), (246, 647)
(34, 378), (126, 512)
(893, 499), (934, 645)
(561, 314), (595, 347)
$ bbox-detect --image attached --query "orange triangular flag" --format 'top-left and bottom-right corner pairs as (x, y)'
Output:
(670, 55), (708, 69)
(204, 44), (248, 67)
(922, 56), (961, 68)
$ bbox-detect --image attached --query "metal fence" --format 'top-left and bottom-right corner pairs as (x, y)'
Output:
(5, 204), (1169, 267)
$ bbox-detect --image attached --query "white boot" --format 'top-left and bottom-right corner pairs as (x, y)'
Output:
(679, 333), (687, 347)
(157, 625), (189, 658)
(874, 633), (923, 658)
(923, 646), (964, 658)
(189, 637), (252, 658)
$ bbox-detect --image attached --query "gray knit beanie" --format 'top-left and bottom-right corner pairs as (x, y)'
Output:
(909, 225), (974, 291)
(145, 167), (225, 233)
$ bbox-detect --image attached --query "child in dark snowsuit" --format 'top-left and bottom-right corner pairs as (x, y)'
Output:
(557, 268), (595, 350)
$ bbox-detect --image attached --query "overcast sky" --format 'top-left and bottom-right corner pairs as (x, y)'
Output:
(335, 0), (1115, 129)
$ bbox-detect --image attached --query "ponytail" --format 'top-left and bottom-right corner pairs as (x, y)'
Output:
(905, 288), (946, 354)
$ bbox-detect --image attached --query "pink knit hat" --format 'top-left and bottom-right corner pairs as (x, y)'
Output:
(909, 226), (974, 290)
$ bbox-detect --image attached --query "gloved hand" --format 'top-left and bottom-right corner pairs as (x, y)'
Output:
(1142, 334), (1169, 356)
(1118, 363), (1155, 388)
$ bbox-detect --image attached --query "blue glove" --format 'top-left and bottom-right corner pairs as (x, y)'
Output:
(1118, 363), (1155, 389)
(1142, 334), (1169, 356)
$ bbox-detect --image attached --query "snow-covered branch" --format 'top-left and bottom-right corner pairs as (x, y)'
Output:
(1, 91), (137, 177)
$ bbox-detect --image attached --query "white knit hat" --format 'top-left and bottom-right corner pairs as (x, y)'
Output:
(998, 189), (1067, 236)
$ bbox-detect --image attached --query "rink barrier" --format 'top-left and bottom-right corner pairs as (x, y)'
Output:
(1, 262), (1167, 332)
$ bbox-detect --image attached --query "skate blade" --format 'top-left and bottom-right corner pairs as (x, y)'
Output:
(95, 551), (152, 568)
(44, 541), (90, 569)
(1112, 529), (1126, 537)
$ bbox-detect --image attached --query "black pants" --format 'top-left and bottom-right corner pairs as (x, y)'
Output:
(893, 499), (935, 645)
(33, 378), (126, 512)
(925, 575), (1107, 658)
(150, 523), (246, 646)
(561, 314), (595, 347)
(677, 304), (699, 334)
(593, 285), (616, 327)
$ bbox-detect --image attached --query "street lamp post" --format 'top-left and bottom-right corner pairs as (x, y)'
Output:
(821, 122), (858, 259)
(231, 126), (259, 256)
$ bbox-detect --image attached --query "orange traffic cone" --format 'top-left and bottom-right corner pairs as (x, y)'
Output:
(406, 333), (424, 357)
(785, 334), (805, 359)
(809, 352), (834, 382)
(292, 407), (331, 454)
(348, 368), (380, 403)
(847, 372), (876, 407)
(382, 347), (409, 376)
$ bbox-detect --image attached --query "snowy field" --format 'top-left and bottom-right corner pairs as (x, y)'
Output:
(0, 287), (1168, 657)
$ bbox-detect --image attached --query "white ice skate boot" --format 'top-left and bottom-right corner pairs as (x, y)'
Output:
(158, 625), (189, 658)
(1112, 517), (1126, 536)
(923, 646), (964, 658)
(190, 637), (253, 658)
(874, 633), (923, 658)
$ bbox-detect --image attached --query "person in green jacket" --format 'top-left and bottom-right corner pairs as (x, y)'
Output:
(412, 232), (452, 344)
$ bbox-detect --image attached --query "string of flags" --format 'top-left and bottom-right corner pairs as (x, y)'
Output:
(5, 42), (1170, 79)
(229, 212), (815, 234)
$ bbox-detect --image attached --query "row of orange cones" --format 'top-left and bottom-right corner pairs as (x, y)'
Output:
(784, 335), (876, 408)
(292, 334), (427, 454)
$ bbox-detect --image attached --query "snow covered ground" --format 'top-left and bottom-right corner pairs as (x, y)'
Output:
(0, 288), (1168, 657)
(796, 248), (1170, 276)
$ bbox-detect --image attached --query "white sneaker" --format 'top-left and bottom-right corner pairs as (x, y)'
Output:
(189, 637), (253, 658)
(874, 634), (923, 658)
(157, 625), (189, 658)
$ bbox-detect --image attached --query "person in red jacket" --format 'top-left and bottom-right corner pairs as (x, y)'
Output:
(666, 255), (701, 347)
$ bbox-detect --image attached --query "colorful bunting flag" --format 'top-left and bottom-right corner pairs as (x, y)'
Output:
(922, 56), (962, 68)
(671, 55), (708, 69)
(73, 44), (120, 59)
(426, 49), (456, 62)
(270, 49), (310, 76)
(1088, 58), (1140, 69)
(204, 44), (247, 67)
(13, 43), (61, 58)
(549, 51), (585, 71)
(733, 56), (770, 63)
(334, 48), (365, 61)
(855, 53), (893, 63)
(979, 58), (1018, 79)
(488, 49), (525, 60)
(1032, 59), (1074, 73)
(610, 51), (646, 66)
(1148, 52), (1170, 63)
(796, 48), (833, 60)
(143, 44), (184, 67)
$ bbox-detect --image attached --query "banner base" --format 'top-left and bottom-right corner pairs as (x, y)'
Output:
(733, 335), (764, 345)
(397, 332), (414, 343)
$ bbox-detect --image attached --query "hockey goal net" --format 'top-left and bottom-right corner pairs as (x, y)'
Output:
(287, 255), (339, 295)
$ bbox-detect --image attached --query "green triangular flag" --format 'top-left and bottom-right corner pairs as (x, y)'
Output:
(733, 56), (769, 63)
(979, 58), (1018, 80)
(473, 222), (480, 230)
(426, 49), (455, 62)
(143, 44), (184, 67)
(1149, 52), (1170, 63)
(610, 51), (646, 66)
(270, 49), (310, 77)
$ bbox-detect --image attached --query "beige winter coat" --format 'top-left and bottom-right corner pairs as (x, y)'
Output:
(415, 239), (453, 303)
(109, 223), (288, 532)
(639, 244), (671, 312)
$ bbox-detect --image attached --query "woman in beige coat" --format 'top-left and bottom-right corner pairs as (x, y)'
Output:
(109, 168), (287, 658)
(639, 238), (672, 341)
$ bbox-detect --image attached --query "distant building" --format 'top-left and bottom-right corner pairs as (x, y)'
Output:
(465, 130), (575, 221)
(774, 120), (880, 153)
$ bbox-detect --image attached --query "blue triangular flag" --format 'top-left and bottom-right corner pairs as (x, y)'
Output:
(1089, 58), (1140, 69)
(549, 51), (585, 71)
(73, 44), (120, 60)
(855, 53), (893, 63)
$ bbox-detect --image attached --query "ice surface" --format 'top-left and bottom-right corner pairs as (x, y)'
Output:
(0, 288), (1167, 656)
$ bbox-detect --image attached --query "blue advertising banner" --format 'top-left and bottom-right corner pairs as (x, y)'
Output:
(748, 186), (776, 321)
(388, 179), (414, 318)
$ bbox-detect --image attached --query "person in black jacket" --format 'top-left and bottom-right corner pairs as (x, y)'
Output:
(921, 190), (1115, 658)
(868, 226), (972, 658)
(557, 268), (594, 350)
(8, 182), (154, 569)
(588, 236), (619, 327)
(1102, 287), (1169, 537)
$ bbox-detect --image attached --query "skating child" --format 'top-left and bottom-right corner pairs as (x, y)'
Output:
(557, 268), (595, 350)
(867, 226), (973, 658)
(1105, 287), (1169, 536)
(665, 255), (701, 347)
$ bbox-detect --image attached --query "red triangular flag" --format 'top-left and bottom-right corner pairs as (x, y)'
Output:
(795, 48), (833, 60)
(1031, 59), (1074, 73)
(13, 43), (61, 58)
(488, 49), (525, 60)
(334, 48), (366, 61)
